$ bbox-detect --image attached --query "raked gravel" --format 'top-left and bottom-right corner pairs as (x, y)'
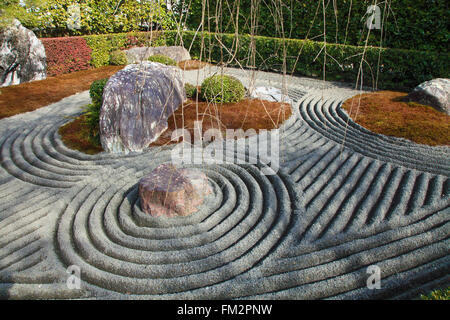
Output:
(0, 66), (448, 299)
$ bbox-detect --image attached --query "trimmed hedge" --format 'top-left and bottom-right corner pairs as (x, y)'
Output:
(181, 0), (449, 53)
(41, 31), (165, 74)
(165, 31), (450, 91)
(41, 29), (449, 91)
(83, 31), (164, 68)
(41, 37), (92, 76)
(84, 35), (111, 68)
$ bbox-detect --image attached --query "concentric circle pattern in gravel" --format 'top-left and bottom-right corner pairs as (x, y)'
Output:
(0, 67), (448, 299)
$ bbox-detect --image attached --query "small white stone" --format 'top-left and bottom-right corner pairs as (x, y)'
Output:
(249, 86), (292, 104)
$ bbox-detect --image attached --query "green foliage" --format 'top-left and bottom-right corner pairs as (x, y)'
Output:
(84, 34), (111, 67)
(109, 50), (128, 66)
(82, 103), (101, 146)
(11, 0), (175, 37)
(0, 0), (47, 29)
(89, 78), (108, 106)
(84, 78), (109, 146)
(83, 31), (165, 68)
(166, 31), (450, 91)
(179, 0), (449, 52)
(420, 287), (450, 300)
(147, 54), (177, 66)
(201, 75), (245, 104)
(185, 83), (197, 99)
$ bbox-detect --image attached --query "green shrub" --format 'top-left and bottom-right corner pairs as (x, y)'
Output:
(147, 54), (177, 66)
(165, 31), (450, 91)
(89, 78), (109, 105)
(84, 78), (109, 146)
(201, 75), (245, 103)
(84, 35), (111, 68)
(82, 103), (101, 146)
(185, 83), (197, 99)
(109, 50), (128, 66)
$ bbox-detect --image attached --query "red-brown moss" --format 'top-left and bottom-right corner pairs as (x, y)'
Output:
(0, 66), (124, 119)
(342, 91), (450, 146)
(58, 115), (103, 155)
(178, 60), (209, 70)
(59, 98), (292, 154)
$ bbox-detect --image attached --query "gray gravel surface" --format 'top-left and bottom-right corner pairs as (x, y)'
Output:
(0, 66), (448, 299)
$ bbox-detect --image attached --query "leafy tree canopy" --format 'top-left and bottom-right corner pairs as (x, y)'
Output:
(1, 0), (175, 36)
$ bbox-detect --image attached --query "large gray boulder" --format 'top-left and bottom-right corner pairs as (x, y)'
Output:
(0, 20), (46, 87)
(100, 62), (186, 153)
(406, 78), (450, 115)
(125, 46), (191, 64)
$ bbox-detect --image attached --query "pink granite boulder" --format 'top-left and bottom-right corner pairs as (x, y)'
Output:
(138, 164), (212, 218)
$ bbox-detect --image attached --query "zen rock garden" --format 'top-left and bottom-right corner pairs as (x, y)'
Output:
(0, 2), (449, 301)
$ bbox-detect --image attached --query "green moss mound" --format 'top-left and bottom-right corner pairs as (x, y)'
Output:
(109, 50), (128, 66)
(147, 54), (177, 66)
(201, 75), (245, 103)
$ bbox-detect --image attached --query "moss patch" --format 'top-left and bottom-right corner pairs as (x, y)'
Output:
(152, 98), (293, 146)
(342, 91), (450, 146)
(59, 98), (292, 154)
(0, 66), (124, 120)
(58, 115), (104, 155)
(178, 60), (209, 70)
(147, 54), (177, 66)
